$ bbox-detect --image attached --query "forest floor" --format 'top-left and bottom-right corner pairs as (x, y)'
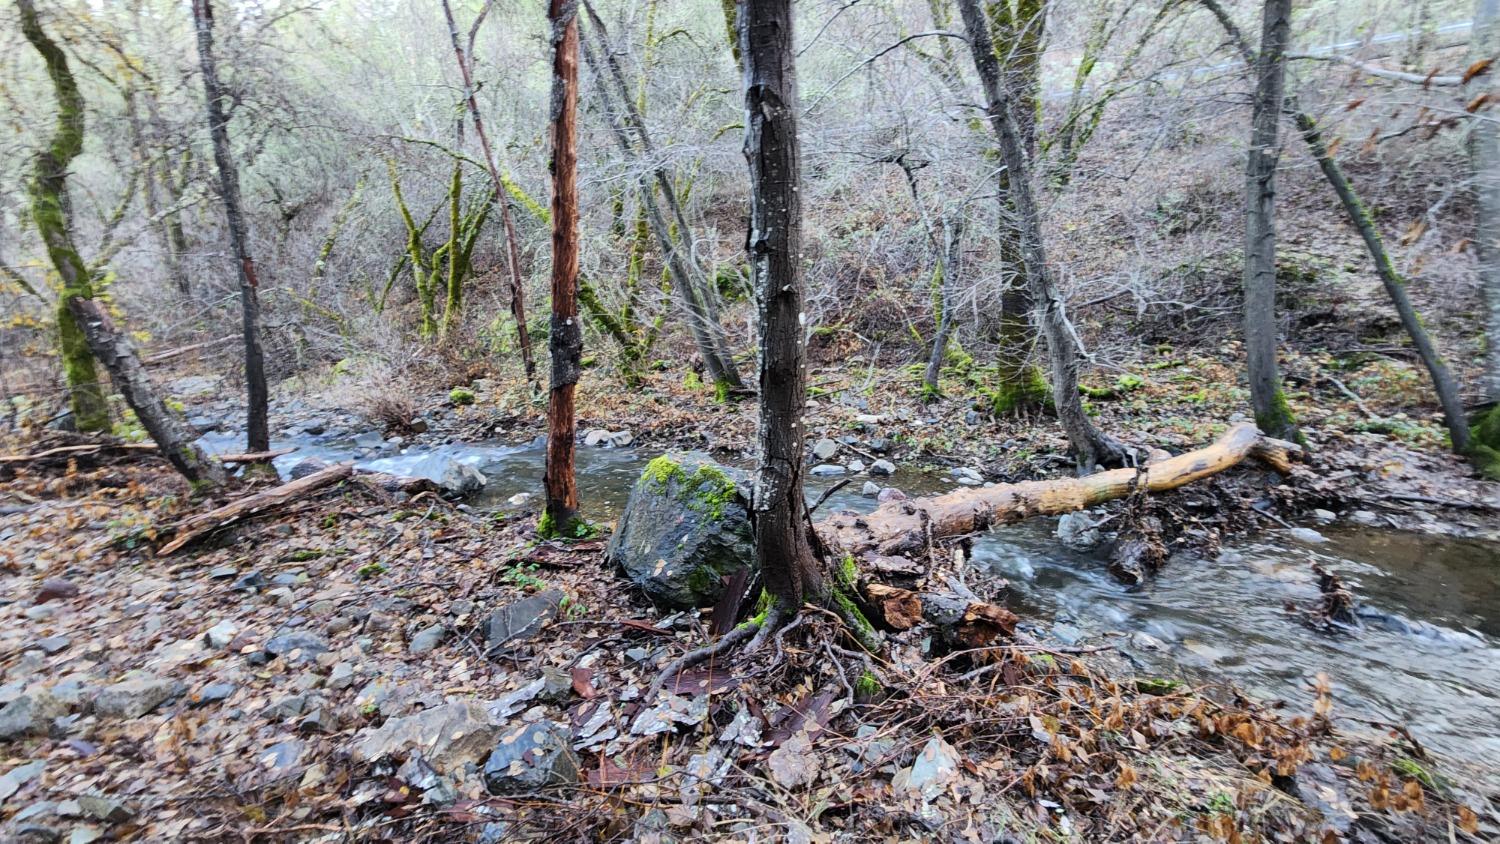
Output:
(2, 343), (1499, 842)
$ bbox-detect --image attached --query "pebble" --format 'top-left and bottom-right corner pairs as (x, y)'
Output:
(869, 459), (896, 477)
(408, 625), (446, 655)
(203, 620), (239, 650)
(190, 683), (236, 708)
(861, 481), (881, 497)
(847, 459), (866, 473)
(93, 676), (183, 719)
(1312, 508), (1337, 524)
(811, 438), (839, 460)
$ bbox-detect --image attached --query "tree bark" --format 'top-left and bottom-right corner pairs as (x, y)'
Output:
(542, 0), (582, 537)
(742, 0), (823, 610)
(192, 0), (270, 454)
(1471, 0), (1500, 406)
(956, 0), (1125, 470)
(67, 298), (224, 488)
(581, 3), (745, 396)
(923, 209), (964, 398)
(440, 0), (538, 387)
(1240, 0), (1301, 442)
(17, 0), (109, 433)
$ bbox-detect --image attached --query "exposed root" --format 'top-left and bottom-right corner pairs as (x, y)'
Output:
(648, 604), (785, 700)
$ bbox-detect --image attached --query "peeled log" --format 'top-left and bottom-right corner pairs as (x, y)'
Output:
(818, 423), (1296, 561)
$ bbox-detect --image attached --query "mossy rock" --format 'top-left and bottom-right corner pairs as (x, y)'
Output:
(605, 452), (755, 609)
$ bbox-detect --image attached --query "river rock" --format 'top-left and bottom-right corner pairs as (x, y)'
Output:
(437, 460), (486, 498)
(482, 721), (579, 794)
(289, 457), (331, 480)
(354, 702), (500, 775)
(483, 590), (563, 650)
(869, 459), (896, 477)
(93, 676), (183, 720)
(811, 438), (839, 460)
(1056, 512), (1102, 553)
(606, 453), (754, 609)
(876, 487), (907, 503)
(861, 481), (881, 497)
(810, 464), (845, 476)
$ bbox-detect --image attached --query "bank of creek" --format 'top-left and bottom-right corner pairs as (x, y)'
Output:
(199, 425), (1500, 784)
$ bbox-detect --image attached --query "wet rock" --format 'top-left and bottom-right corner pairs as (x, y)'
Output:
(861, 481), (881, 497)
(876, 487), (907, 503)
(202, 620), (238, 650)
(811, 438), (839, 460)
(265, 632), (330, 664)
(1311, 508), (1337, 524)
(408, 624), (446, 655)
(869, 459), (896, 477)
(289, 457), (331, 480)
(354, 702), (499, 774)
(1288, 526), (1327, 544)
(34, 580), (79, 604)
(437, 460), (486, 498)
(606, 453), (754, 609)
(75, 793), (132, 825)
(810, 463), (845, 476)
(93, 677), (183, 720)
(1349, 510), (1379, 526)
(483, 590), (564, 650)
(1056, 512), (1103, 553)
(482, 721), (579, 794)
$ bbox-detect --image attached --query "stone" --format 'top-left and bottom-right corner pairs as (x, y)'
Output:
(189, 683), (236, 708)
(0, 760), (45, 804)
(1056, 512), (1103, 553)
(69, 826), (104, 844)
(408, 625), (446, 655)
(584, 429), (610, 447)
(76, 794), (133, 824)
(327, 663), (357, 691)
(1349, 510), (1379, 526)
(288, 457), (331, 480)
(894, 735), (961, 801)
(0, 693), (64, 741)
(232, 571), (269, 591)
(861, 481), (881, 498)
(23, 607), (54, 622)
(811, 438), (839, 460)
(33, 636), (70, 656)
(855, 414), (882, 425)
(269, 695), (310, 719)
(93, 677), (183, 719)
(202, 620), (239, 650)
(1287, 526), (1327, 544)
(605, 453), (755, 610)
(869, 459), (896, 477)
(353, 702), (500, 775)
(809, 463), (845, 476)
(505, 492), (533, 508)
(437, 460), (486, 498)
(298, 708), (338, 734)
(207, 566), (237, 580)
(408, 418), (429, 434)
(482, 721), (579, 794)
(35, 580), (79, 604)
(847, 459), (866, 473)
(608, 430), (634, 447)
(265, 632), (330, 664)
(483, 591), (563, 650)
(876, 487), (907, 503)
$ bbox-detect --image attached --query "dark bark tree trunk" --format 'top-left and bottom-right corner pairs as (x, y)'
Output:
(955, 0), (1125, 470)
(67, 298), (224, 487)
(742, 0), (822, 611)
(923, 209), (964, 399)
(192, 0), (270, 454)
(542, 0), (583, 537)
(440, 0), (538, 388)
(17, 0), (109, 433)
(580, 3), (745, 397)
(1240, 0), (1301, 442)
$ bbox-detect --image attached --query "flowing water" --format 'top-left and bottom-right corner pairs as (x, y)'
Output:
(199, 433), (1500, 774)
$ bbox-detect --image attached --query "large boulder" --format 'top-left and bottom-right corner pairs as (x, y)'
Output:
(606, 453), (754, 609)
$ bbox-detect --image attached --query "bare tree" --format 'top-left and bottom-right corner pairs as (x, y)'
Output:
(1239, 0), (1301, 442)
(17, 0), (108, 433)
(956, 0), (1125, 470)
(923, 208), (964, 398)
(541, 0), (583, 538)
(191, 0), (270, 453)
(1469, 0), (1500, 472)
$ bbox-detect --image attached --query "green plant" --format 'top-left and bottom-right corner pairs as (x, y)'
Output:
(503, 562), (548, 591)
(448, 386), (476, 406)
(356, 561), (387, 579)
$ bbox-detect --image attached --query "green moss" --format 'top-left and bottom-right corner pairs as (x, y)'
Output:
(1133, 677), (1184, 695)
(836, 553), (859, 590)
(1470, 406), (1500, 480)
(1254, 387), (1305, 444)
(854, 670), (882, 700)
(643, 456), (738, 520)
(448, 387), (476, 406)
(1392, 757), (1440, 791)
(643, 455), (684, 488)
(713, 377), (732, 404)
(829, 584), (881, 652)
(986, 364), (1051, 415)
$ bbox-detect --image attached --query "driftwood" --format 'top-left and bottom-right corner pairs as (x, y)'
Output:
(157, 462), (353, 555)
(67, 297), (225, 487)
(217, 448), (296, 463)
(142, 335), (236, 365)
(821, 423), (1298, 638)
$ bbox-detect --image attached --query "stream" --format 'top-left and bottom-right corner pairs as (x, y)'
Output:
(198, 431), (1500, 776)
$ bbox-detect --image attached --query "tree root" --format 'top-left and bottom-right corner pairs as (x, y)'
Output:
(648, 604), (786, 701)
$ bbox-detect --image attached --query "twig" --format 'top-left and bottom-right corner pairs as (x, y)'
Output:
(807, 479), (851, 514)
(1325, 374), (1376, 419)
(647, 605), (783, 701)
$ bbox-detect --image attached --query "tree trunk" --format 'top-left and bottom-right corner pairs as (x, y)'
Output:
(742, 0), (823, 611)
(1240, 0), (1301, 442)
(1471, 0), (1500, 406)
(956, 0), (1125, 470)
(67, 298), (224, 488)
(441, 0), (538, 389)
(923, 209), (964, 398)
(192, 0), (270, 454)
(17, 0), (109, 433)
(581, 3), (745, 396)
(541, 0), (582, 538)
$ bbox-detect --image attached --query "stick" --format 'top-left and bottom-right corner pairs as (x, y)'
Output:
(156, 462), (354, 555)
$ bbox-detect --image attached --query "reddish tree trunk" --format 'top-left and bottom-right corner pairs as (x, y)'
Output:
(542, 0), (582, 536)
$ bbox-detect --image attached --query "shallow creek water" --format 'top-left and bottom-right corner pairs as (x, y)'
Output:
(199, 433), (1500, 773)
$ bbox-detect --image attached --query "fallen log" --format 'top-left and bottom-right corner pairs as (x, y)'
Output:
(0, 442), (158, 464)
(818, 423), (1297, 562)
(157, 462), (354, 555)
(821, 424), (1298, 638)
(216, 448), (296, 463)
